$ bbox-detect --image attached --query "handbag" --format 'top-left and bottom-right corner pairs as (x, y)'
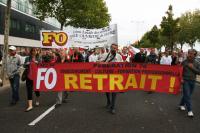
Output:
(21, 68), (28, 81)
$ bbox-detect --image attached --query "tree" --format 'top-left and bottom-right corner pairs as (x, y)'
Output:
(69, 0), (111, 28)
(160, 5), (180, 52)
(147, 25), (160, 47)
(139, 32), (153, 48)
(33, 0), (111, 30)
(193, 10), (200, 41)
(177, 14), (188, 50)
(1, 0), (12, 86)
(177, 30), (186, 50)
(33, 0), (74, 30)
(179, 11), (199, 49)
(139, 25), (162, 49)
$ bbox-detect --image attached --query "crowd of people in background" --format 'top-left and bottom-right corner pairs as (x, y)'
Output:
(3, 44), (200, 117)
(3, 45), (190, 66)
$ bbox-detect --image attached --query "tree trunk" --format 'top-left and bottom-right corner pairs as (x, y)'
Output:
(180, 43), (183, 50)
(170, 41), (174, 52)
(170, 45), (173, 52)
(60, 23), (64, 30)
(1, 0), (11, 86)
(190, 43), (194, 49)
(170, 35), (174, 52)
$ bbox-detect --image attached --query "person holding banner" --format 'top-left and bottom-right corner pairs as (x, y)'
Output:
(160, 51), (172, 65)
(100, 43), (123, 114)
(70, 48), (84, 62)
(145, 49), (158, 94)
(171, 51), (178, 65)
(98, 47), (108, 62)
(89, 47), (100, 62)
(55, 49), (69, 108)
(81, 49), (90, 62)
(179, 49), (200, 117)
(134, 48), (146, 63)
(120, 46), (131, 62)
(146, 49), (158, 64)
(41, 49), (53, 63)
(24, 48), (41, 112)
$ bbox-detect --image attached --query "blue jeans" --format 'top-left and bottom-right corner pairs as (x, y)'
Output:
(180, 80), (195, 111)
(9, 74), (20, 102)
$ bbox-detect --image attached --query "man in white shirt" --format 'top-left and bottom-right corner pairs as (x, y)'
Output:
(100, 46), (123, 63)
(89, 47), (100, 62)
(100, 43), (123, 114)
(160, 51), (172, 65)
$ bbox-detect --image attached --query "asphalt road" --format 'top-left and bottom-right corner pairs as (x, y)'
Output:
(0, 82), (200, 133)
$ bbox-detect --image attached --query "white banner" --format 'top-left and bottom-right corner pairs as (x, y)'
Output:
(40, 24), (118, 49)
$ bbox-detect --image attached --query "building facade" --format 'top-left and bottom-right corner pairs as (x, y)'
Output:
(0, 0), (60, 47)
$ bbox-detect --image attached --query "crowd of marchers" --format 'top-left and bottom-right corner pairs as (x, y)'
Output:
(3, 44), (200, 117)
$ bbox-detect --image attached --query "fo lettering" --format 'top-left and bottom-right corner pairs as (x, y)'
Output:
(36, 68), (57, 90)
(42, 32), (68, 46)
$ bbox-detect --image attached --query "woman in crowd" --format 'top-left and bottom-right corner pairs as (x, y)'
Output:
(55, 49), (69, 108)
(24, 48), (41, 112)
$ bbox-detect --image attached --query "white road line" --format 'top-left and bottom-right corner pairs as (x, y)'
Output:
(28, 104), (56, 126)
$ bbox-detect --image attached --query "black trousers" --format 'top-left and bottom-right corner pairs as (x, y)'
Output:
(106, 92), (117, 109)
(26, 78), (40, 100)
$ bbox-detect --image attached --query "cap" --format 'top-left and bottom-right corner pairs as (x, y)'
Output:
(9, 46), (16, 51)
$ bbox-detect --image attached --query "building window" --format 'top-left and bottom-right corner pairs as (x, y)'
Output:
(25, 23), (35, 33)
(0, 0), (7, 4)
(17, 0), (24, 12)
(24, 1), (29, 13)
(10, 19), (20, 30)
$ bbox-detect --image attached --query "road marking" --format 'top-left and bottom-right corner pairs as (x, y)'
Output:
(28, 104), (56, 126)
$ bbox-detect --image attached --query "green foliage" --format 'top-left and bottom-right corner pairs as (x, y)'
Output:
(160, 5), (180, 51)
(139, 25), (162, 49)
(193, 10), (200, 40)
(69, 0), (111, 28)
(33, 0), (111, 29)
(177, 14), (188, 49)
(158, 34), (169, 48)
(139, 33), (153, 48)
(178, 10), (200, 49)
(147, 25), (159, 46)
(140, 5), (200, 50)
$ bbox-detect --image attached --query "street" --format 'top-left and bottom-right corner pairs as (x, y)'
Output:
(0, 82), (200, 133)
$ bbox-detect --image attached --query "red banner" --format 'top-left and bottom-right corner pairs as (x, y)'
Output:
(32, 63), (183, 94)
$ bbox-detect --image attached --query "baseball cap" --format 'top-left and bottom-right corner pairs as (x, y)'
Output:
(9, 46), (16, 51)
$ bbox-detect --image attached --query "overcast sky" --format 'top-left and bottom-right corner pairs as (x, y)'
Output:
(104, 0), (200, 48)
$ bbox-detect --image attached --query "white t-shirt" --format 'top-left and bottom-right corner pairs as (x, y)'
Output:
(160, 55), (172, 65)
(101, 53), (123, 62)
(89, 54), (99, 62)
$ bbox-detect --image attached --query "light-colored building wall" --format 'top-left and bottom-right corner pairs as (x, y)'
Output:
(0, 0), (60, 28)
